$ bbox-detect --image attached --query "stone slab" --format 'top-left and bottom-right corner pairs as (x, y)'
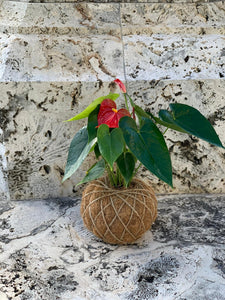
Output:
(0, 2), (123, 81)
(0, 2), (121, 36)
(121, 3), (225, 81)
(0, 194), (225, 299)
(0, 81), (126, 200)
(1, 79), (224, 200)
(123, 34), (225, 80)
(0, 33), (123, 81)
(1, 2), (224, 82)
(3, 0), (224, 3)
(0, 129), (9, 202)
(121, 2), (225, 35)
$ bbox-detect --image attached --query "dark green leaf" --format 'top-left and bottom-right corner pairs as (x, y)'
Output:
(87, 105), (100, 142)
(134, 105), (152, 123)
(140, 117), (173, 186)
(160, 103), (224, 148)
(77, 159), (105, 186)
(119, 116), (151, 163)
(119, 116), (173, 186)
(134, 105), (185, 132)
(94, 143), (101, 159)
(97, 125), (124, 169)
(134, 105), (154, 119)
(117, 152), (136, 187)
(158, 110), (187, 133)
(65, 93), (119, 122)
(62, 127), (96, 182)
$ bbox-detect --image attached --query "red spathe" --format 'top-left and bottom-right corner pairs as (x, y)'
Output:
(97, 99), (130, 128)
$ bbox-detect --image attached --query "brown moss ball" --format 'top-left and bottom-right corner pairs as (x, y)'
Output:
(80, 177), (157, 245)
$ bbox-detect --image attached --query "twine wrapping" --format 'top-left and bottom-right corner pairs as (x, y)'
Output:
(81, 177), (157, 245)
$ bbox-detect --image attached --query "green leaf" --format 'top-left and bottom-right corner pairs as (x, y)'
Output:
(134, 105), (153, 119)
(97, 125), (124, 169)
(65, 93), (119, 122)
(119, 116), (154, 165)
(87, 104), (100, 143)
(62, 127), (96, 182)
(117, 152), (135, 187)
(160, 103), (224, 148)
(119, 116), (173, 186)
(140, 117), (173, 186)
(134, 105), (186, 133)
(94, 143), (101, 159)
(134, 105), (152, 124)
(158, 110), (187, 133)
(77, 159), (105, 186)
(89, 142), (97, 154)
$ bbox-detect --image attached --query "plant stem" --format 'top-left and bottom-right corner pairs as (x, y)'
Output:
(111, 171), (117, 186)
(163, 128), (169, 135)
(124, 93), (129, 111)
(127, 94), (135, 107)
(105, 162), (116, 186)
(116, 165), (121, 186)
(133, 162), (142, 178)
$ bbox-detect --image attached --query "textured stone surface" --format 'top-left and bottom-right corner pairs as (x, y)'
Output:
(121, 3), (225, 80)
(121, 2), (225, 35)
(124, 35), (225, 80)
(0, 3), (122, 81)
(0, 129), (9, 202)
(4, 0), (224, 3)
(0, 2), (121, 36)
(0, 34), (123, 81)
(1, 80), (224, 200)
(0, 81), (123, 200)
(1, 2), (224, 81)
(0, 1), (225, 200)
(0, 194), (225, 299)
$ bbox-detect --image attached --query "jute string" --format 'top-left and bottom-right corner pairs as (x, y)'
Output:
(81, 177), (157, 244)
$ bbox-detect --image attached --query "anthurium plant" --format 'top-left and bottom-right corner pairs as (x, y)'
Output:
(63, 79), (224, 188)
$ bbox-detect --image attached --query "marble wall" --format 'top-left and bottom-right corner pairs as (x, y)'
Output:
(0, 0), (224, 200)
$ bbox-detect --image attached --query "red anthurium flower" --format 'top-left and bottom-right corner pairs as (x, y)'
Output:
(114, 79), (126, 93)
(97, 99), (131, 128)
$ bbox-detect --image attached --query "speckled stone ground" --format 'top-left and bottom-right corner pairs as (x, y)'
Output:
(0, 193), (225, 300)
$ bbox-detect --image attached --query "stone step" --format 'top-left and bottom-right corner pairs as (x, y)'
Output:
(1, 2), (224, 35)
(0, 194), (225, 299)
(0, 2), (224, 81)
(0, 2), (121, 35)
(1, 79), (224, 201)
(0, 32), (224, 81)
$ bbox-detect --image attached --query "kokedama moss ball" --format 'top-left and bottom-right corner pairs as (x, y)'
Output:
(81, 177), (157, 245)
